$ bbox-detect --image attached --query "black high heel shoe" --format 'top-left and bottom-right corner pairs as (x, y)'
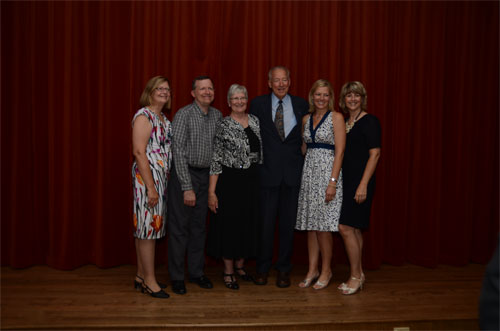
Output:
(234, 267), (254, 282)
(141, 283), (170, 299)
(134, 275), (167, 291)
(223, 273), (239, 290)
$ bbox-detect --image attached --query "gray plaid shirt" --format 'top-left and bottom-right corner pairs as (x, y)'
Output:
(171, 101), (222, 191)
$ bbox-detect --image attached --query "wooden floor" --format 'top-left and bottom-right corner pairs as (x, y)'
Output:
(1, 264), (484, 330)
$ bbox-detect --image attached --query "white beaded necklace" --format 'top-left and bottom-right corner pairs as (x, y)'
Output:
(346, 110), (363, 133)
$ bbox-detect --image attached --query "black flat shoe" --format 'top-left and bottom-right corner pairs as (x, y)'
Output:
(235, 267), (254, 282)
(189, 275), (213, 289)
(142, 283), (170, 299)
(223, 273), (239, 290)
(134, 275), (167, 290)
(171, 280), (187, 295)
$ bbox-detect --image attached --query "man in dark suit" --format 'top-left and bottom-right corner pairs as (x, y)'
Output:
(249, 66), (309, 288)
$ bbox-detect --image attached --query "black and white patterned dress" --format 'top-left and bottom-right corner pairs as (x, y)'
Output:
(295, 111), (342, 232)
(207, 114), (263, 259)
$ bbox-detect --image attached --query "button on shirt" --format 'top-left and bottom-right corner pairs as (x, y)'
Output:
(271, 94), (297, 138)
(171, 101), (222, 191)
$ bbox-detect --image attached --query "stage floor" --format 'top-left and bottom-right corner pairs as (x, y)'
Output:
(1, 263), (484, 330)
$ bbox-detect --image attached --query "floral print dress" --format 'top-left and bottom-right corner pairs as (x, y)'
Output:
(132, 107), (172, 239)
(295, 112), (343, 232)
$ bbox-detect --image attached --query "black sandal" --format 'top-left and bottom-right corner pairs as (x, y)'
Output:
(142, 283), (170, 299)
(234, 267), (254, 282)
(223, 273), (239, 290)
(134, 275), (167, 290)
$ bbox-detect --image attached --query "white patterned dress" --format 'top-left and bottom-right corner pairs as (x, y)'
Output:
(132, 107), (172, 239)
(295, 112), (342, 232)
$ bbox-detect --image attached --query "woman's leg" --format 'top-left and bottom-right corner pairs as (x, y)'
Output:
(306, 231), (320, 278)
(137, 239), (161, 292)
(223, 258), (236, 284)
(135, 237), (144, 282)
(316, 231), (333, 282)
(234, 258), (244, 269)
(339, 224), (362, 288)
(354, 228), (364, 278)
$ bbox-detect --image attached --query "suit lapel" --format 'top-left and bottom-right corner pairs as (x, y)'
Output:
(286, 95), (303, 140)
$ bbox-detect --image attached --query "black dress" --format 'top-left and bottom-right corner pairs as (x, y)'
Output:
(339, 114), (381, 229)
(207, 127), (261, 259)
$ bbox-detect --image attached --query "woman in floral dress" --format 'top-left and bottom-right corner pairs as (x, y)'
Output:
(132, 76), (172, 299)
(295, 79), (346, 290)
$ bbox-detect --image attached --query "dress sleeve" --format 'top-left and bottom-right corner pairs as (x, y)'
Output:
(209, 121), (225, 175)
(249, 114), (264, 164)
(166, 120), (173, 173)
(365, 115), (381, 149)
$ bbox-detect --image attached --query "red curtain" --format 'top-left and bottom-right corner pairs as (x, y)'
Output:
(1, 1), (498, 270)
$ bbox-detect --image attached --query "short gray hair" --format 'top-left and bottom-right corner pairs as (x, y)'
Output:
(227, 84), (248, 104)
(268, 66), (290, 81)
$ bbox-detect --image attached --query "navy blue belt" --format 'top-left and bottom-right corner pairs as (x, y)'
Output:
(306, 143), (335, 150)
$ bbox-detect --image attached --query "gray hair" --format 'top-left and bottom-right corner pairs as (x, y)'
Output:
(268, 66), (290, 81)
(227, 84), (248, 104)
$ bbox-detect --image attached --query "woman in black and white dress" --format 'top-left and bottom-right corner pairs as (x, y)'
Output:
(295, 79), (346, 290)
(207, 84), (263, 290)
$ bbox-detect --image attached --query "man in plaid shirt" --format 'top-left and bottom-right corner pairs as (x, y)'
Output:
(167, 76), (222, 295)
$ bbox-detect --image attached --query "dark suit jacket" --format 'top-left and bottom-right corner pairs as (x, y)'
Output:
(249, 93), (309, 188)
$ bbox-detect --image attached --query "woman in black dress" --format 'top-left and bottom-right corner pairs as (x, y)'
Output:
(207, 84), (262, 290)
(337, 82), (381, 295)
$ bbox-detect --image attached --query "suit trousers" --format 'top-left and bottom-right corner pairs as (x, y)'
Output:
(167, 164), (209, 281)
(256, 183), (300, 274)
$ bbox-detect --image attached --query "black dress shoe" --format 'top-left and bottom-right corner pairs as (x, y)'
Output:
(171, 280), (187, 295)
(254, 272), (268, 285)
(189, 275), (213, 289)
(276, 271), (291, 288)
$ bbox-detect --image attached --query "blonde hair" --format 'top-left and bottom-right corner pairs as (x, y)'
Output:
(139, 76), (171, 110)
(338, 81), (367, 114)
(308, 79), (335, 113)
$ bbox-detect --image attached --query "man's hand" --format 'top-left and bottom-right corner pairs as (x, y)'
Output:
(183, 190), (196, 206)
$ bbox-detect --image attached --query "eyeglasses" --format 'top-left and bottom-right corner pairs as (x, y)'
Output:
(156, 87), (171, 93)
(230, 97), (248, 102)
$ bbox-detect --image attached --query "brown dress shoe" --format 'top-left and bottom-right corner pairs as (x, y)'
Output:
(254, 272), (268, 285)
(276, 271), (291, 288)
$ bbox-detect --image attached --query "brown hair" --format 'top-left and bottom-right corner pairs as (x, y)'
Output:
(338, 81), (367, 114)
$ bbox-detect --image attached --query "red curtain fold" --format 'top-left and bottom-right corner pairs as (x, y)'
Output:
(1, 1), (498, 270)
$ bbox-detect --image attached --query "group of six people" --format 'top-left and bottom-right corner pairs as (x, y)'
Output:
(131, 66), (381, 299)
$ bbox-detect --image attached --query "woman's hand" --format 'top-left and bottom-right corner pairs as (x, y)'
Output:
(325, 184), (336, 202)
(354, 184), (367, 204)
(208, 192), (218, 213)
(147, 188), (160, 208)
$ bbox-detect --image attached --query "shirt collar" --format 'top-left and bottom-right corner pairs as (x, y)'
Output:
(192, 101), (210, 116)
(271, 93), (291, 108)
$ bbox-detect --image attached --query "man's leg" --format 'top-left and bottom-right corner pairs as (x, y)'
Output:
(275, 183), (300, 273)
(187, 168), (209, 279)
(256, 186), (280, 274)
(168, 164), (191, 281)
